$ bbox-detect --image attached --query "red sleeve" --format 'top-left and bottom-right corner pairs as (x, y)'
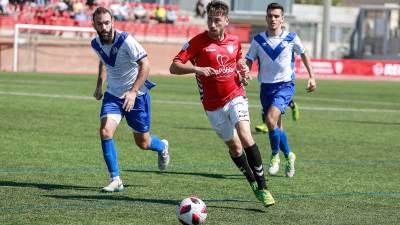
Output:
(173, 34), (202, 64)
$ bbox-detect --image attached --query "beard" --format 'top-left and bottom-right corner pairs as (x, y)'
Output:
(97, 29), (113, 44)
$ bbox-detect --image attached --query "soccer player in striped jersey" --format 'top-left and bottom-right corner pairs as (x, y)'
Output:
(245, 2), (316, 178)
(170, 0), (274, 207)
(91, 7), (169, 192)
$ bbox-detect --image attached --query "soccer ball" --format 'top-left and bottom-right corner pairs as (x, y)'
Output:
(176, 197), (207, 225)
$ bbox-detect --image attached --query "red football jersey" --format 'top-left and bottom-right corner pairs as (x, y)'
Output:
(173, 31), (246, 111)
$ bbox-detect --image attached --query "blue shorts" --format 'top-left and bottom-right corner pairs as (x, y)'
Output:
(100, 91), (151, 133)
(260, 81), (295, 114)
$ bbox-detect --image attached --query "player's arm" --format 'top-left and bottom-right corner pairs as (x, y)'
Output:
(170, 38), (216, 76)
(94, 60), (106, 100)
(243, 40), (258, 82)
(300, 53), (317, 92)
(237, 58), (250, 85)
(122, 57), (150, 112)
(245, 59), (253, 71)
(235, 42), (250, 84)
(169, 60), (216, 76)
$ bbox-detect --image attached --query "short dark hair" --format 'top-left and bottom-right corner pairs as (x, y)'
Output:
(92, 7), (113, 22)
(206, 0), (229, 17)
(267, 2), (284, 15)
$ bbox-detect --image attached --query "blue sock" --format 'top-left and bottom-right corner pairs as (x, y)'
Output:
(147, 135), (165, 153)
(279, 130), (291, 158)
(101, 139), (119, 178)
(268, 128), (281, 155)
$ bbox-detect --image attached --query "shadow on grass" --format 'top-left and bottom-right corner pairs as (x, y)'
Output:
(207, 205), (266, 213)
(334, 119), (400, 126)
(0, 181), (99, 191)
(173, 126), (213, 131)
(0, 181), (138, 191)
(44, 194), (265, 212)
(124, 169), (243, 180)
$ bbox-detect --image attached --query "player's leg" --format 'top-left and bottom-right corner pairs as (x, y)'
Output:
(235, 120), (275, 206)
(276, 82), (296, 177)
(229, 96), (275, 207)
(279, 121), (296, 177)
(260, 84), (281, 175)
(99, 92), (124, 192)
(265, 106), (282, 175)
(125, 91), (169, 170)
(255, 111), (268, 133)
(206, 106), (256, 188)
(289, 100), (300, 121)
(133, 132), (169, 170)
(230, 97), (267, 190)
(225, 135), (257, 187)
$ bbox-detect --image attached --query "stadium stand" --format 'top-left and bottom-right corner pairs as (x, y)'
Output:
(0, 0), (251, 42)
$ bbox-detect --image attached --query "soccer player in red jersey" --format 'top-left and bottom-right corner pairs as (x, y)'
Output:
(169, 0), (275, 207)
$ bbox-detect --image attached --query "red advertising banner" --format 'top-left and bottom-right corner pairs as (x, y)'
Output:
(250, 58), (400, 79)
(295, 58), (400, 78)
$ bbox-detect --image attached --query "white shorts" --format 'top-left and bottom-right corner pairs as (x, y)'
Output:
(206, 96), (250, 142)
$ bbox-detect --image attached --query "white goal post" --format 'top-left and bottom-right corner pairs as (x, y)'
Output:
(13, 24), (95, 72)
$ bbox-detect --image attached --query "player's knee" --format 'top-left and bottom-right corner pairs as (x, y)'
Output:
(265, 115), (277, 129)
(100, 128), (113, 139)
(229, 149), (243, 157)
(228, 145), (243, 157)
(135, 139), (150, 150)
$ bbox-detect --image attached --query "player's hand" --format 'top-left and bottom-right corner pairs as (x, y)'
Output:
(122, 90), (137, 112)
(93, 88), (103, 100)
(237, 63), (251, 85)
(306, 77), (317, 92)
(194, 66), (217, 77)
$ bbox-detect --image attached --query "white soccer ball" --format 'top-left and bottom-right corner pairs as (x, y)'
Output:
(176, 197), (207, 225)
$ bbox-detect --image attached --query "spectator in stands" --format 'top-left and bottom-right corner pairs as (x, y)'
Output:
(35, 0), (45, 7)
(154, 5), (165, 23)
(75, 8), (88, 23)
(133, 3), (147, 23)
(195, 0), (205, 18)
(165, 6), (176, 24)
(55, 0), (69, 13)
(72, 0), (83, 17)
(86, 0), (95, 9)
(0, 0), (9, 15)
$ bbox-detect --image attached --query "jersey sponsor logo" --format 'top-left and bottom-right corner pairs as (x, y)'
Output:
(216, 54), (234, 75)
(110, 46), (118, 56)
(281, 41), (289, 48)
(227, 45), (234, 54)
(217, 54), (229, 66)
(206, 48), (216, 52)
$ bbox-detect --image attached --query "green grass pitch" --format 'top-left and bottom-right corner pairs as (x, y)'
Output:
(0, 72), (399, 224)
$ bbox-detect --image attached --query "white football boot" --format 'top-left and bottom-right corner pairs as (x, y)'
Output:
(158, 139), (170, 170)
(285, 152), (296, 177)
(101, 177), (124, 192)
(268, 154), (280, 175)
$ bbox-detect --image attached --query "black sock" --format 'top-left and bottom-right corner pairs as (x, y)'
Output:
(230, 152), (255, 183)
(244, 144), (267, 190)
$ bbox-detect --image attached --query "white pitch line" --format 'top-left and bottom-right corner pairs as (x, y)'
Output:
(246, 92), (400, 107)
(0, 91), (399, 113)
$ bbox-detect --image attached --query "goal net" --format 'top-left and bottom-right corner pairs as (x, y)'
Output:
(13, 23), (97, 73)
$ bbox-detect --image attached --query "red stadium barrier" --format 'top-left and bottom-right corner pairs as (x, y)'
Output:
(295, 58), (400, 78)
